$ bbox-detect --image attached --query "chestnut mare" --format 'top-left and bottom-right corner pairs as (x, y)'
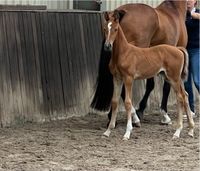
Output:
(103, 10), (194, 140)
(91, 1), (188, 126)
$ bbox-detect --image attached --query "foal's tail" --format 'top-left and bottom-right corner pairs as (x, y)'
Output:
(178, 47), (189, 81)
(90, 39), (113, 111)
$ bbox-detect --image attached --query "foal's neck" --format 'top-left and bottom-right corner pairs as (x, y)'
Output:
(113, 25), (130, 55)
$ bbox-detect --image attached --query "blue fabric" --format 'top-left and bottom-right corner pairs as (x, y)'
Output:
(184, 48), (200, 112)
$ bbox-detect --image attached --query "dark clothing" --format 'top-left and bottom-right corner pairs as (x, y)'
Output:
(184, 8), (200, 113)
(186, 8), (200, 49)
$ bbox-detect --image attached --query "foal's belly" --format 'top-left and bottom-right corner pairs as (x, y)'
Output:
(134, 67), (164, 80)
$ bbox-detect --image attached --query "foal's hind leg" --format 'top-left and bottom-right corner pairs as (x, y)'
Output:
(171, 81), (194, 138)
(180, 83), (195, 137)
(103, 77), (123, 137)
(171, 82), (184, 138)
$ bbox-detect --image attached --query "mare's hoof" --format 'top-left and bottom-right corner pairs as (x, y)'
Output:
(132, 122), (141, 128)
(136, 109), (144, 120)
(161, 120), (172, 125)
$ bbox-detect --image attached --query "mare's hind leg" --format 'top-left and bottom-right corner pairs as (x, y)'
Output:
(171, 81), (194, 138)
(103, 77), (123, 137)
(136, 78), (155, 119)
(160, 81), (172, 125)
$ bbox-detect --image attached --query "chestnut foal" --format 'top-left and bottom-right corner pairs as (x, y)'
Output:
(103, 10), (194, 140)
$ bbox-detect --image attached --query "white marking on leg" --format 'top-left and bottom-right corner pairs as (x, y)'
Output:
(123, 117), (133, 140)
(103, 129), (111, 137)
(131, 106), (140, 123)
(107, 22), (112, 40)
(160, 109), (172, 125)
(173, 127), (182, 139)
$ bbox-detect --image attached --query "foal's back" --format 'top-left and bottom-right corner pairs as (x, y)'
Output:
(125, 44), (186, 80)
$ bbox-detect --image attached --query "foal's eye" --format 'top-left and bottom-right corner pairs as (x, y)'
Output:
(114, 28), (117, 31)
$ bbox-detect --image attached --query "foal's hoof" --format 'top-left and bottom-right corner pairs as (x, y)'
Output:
(188, 130), (194, 138)
(102, 129), (111, 138)
(122, 136), (129, 141)
(136, 109), (144, 120)
(132, 122), (141, 128)
(172, 135), (179, 139)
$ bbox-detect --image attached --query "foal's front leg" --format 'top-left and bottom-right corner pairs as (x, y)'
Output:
(103, 77), (123, 137)
(123, 76), (134, 140)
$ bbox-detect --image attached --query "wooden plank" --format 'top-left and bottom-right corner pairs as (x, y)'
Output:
(6, 12), (24, 122)
(13, 11), (27, 121)
(31, 12), (45, 121)
(0, 12), (5, 127)
(71, 13), (85, 108)
(39, 12), (53, 117)
(56, 12), (72, 110)
(18, 11), (35, 117)
(81, 13), (98, 87)
(78, 13), (92, 111)
(22, 11), (39, 119)
(35, 12), (50, 117)
(1, 12), (16, 125)
(47, 12), (65, 117)
(63, 13), (78, 107)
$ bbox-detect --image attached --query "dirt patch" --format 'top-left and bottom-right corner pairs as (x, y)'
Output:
(0, 108), (199, 171)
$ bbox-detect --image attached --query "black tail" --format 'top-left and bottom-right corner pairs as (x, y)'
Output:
(90, 39), (113, 111)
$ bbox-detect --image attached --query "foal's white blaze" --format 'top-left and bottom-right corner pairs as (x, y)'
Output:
(107, 22), (112, 41)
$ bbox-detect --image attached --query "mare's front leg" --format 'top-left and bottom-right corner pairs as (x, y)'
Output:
(123, 76), (134, 140)
(103, 77), (123, 137)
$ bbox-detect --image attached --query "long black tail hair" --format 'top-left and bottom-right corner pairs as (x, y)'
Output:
(90, 38), (113, 111)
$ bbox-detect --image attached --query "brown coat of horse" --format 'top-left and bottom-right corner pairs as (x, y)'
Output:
(103, 10), (194, 140)
(91, 0), (188, 126)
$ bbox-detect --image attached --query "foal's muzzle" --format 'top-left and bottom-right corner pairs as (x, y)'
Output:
(104, 42), (112, 52)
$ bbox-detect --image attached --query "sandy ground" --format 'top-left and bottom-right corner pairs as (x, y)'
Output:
(0, 108), (199, 171)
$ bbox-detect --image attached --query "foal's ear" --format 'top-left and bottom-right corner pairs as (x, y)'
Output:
(113, 9), (126, 22)
(104, 11), (109, 21)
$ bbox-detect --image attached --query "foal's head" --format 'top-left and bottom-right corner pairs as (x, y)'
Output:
(104, 10), (126, 51)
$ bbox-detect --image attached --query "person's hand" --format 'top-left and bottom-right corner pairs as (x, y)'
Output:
(191, 12), (200, 19)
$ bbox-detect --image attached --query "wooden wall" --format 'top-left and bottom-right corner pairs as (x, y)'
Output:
(0, 10), (102, 127)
